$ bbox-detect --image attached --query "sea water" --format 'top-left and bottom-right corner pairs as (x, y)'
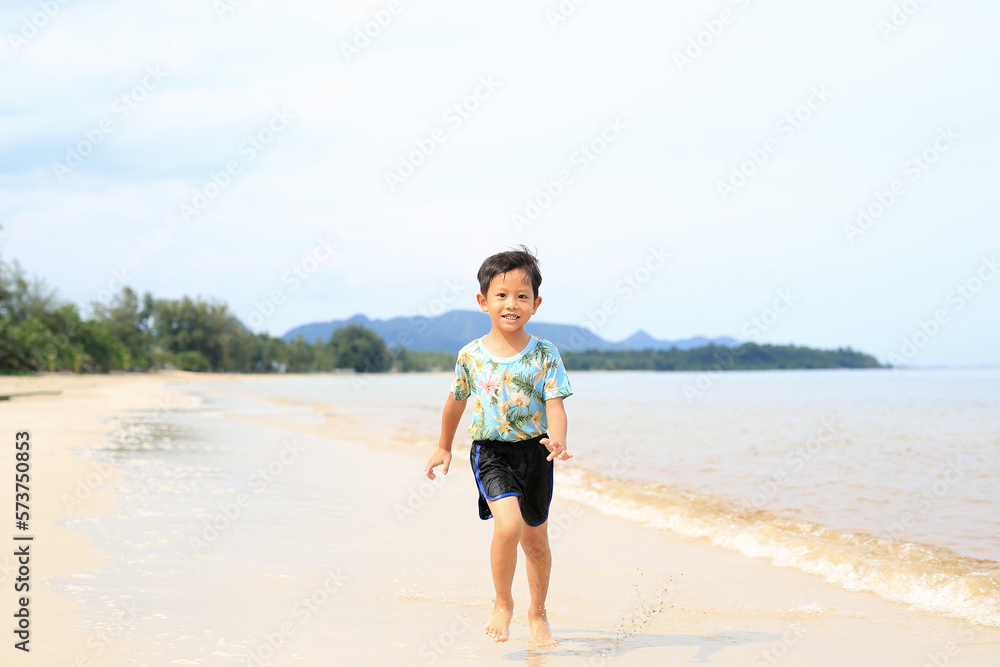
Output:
(210, 367), (1000, 628)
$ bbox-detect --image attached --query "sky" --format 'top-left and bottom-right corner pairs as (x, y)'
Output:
(1, 0), (998, 367)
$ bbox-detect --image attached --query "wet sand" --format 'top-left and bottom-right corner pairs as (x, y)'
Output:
(1, 372), (997, 666)
(0, 372), (199, 665)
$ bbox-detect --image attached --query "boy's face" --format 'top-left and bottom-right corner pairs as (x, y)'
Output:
(476, 269), (541, 334)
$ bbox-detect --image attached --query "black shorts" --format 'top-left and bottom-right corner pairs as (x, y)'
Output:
(470, 434), (553, 527)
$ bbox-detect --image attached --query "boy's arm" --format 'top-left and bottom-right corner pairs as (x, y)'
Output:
(424, 393), (467, 479)
(540, 397), (572, 461)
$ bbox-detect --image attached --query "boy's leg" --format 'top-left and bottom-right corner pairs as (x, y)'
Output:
(520, 520), (557, 646)
(484, 495), (523, 642)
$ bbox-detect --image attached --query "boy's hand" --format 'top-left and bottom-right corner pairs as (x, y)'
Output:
(424, 447), (452, 480)
(539, 437), (573, 462)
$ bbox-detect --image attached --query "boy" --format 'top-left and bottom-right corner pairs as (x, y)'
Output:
(424, 246), (573, 647)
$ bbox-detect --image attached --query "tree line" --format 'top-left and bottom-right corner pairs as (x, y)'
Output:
(560, 343), (883, 371)
(0, 256), (447, 374)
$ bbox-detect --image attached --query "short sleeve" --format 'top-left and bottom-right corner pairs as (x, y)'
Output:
(541, 346), (572, 401)
(451, 354), (471, 400)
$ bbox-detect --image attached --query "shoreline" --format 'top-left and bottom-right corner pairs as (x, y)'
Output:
(1, 372), (998, 665)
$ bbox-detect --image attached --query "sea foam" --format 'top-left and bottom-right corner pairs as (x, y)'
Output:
(557, 467), (1000, 628)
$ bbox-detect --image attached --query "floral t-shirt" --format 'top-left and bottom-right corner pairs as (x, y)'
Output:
(451, 335), (573, 442)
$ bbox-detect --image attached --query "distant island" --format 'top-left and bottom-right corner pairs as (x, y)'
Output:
(283, 310), (883, 372)
(560, 344), (881, 372)
(282, 309), (740, 354)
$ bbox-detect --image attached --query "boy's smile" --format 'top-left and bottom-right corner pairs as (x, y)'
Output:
(477, 269), (541, 336)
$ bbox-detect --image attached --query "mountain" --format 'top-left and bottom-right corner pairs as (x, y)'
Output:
(281, 310), (739, 354)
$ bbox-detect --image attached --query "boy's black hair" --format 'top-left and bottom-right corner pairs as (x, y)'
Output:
(477, 245), (542, 298)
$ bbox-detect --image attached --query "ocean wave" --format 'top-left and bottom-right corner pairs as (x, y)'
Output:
(557, 467), (1000, 628)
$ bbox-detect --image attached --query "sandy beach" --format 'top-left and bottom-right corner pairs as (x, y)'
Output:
(1, 371), (998, 666)
(0, 372), (200, 665)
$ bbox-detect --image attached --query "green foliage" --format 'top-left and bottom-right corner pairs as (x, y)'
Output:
(0, 248), (451, 374)
(90, 287), (154, 369)
(392, 347), (454, 371)
(561, 343), (884, 372)
(0, 259), (59, 321)
(0, 317), (58, 371)
(151, 295), (244, 370)
(173, 350), (211, 372)
(329, 323), (391, 373)
(77, 319), (127, 372)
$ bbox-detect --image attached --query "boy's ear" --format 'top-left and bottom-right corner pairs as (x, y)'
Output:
(476, 293), (488, 312)
(532, 296), (542, 313)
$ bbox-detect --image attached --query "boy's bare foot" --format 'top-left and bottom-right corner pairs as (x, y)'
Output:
(485, 601), (513, 642)
(528, 607), (557, 647)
